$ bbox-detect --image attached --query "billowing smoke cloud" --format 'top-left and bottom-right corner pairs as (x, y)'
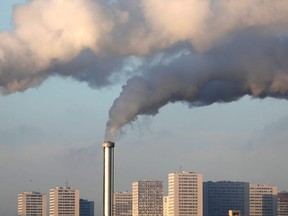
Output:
(105, 34), (288, 139)
(104, 0), (288, 138)
(2, 0), (288, 138)
(140, 0), (288, 51)
(0, 0), (115, 93)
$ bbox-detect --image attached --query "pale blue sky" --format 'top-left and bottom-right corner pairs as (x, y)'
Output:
(1, 1), (288, 216)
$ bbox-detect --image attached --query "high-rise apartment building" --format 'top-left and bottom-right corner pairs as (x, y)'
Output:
(168, 171), (203, 216)
(278, 191), (288, 216)
(113, 191), (132, 216)
(18, 191), (47, 216)
(203, 181), (249, 216)
(204, 181), (278, 216)
(49, 186), (80, 216)
(249, 184), (277, 216)
(132, 180), (163, 216)
(79, 199), (94, 216)
(163, 196), (169, 216)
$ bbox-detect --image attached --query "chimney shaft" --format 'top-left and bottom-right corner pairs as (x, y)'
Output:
(103, 141), (115, 216)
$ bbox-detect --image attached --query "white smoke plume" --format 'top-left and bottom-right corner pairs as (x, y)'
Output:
(2, 0), (288, 138)
(0, 0), (114, 93)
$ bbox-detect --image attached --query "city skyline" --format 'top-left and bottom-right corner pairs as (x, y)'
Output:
(113, 177), (285, 216)
(2, 1), (288, 216)
(16, 173), (284, 216)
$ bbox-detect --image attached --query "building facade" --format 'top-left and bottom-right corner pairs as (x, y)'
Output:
(113, 191), (132, 216)
(249, 184), (277, 216)
(163, 196), (169, 216)
(228, 210), (241, 216)
(132, 180), (163, 216)
(278, 191), (288, 216)
(49, 186), (80, 216)
(18, 191), (47, 216)
(168, 171), (203, 216)
(203, 181), (249, 216)
(80, 199), (94, 216)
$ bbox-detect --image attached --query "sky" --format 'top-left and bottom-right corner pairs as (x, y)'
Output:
(2, 0), (288, 216)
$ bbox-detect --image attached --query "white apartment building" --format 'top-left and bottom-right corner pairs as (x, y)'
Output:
(49, 186), (79, 216)
(18, 191), (47, 216)
(249, 184), (277, 216)
(132, 180), (163, 216)
(114, 191), (132, 216)
(163, 196), (169, 216)
(168, 171), (203, 216)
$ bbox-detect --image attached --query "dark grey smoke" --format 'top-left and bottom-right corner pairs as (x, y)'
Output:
(51, 50), (128, 88)
(106, 32), (288, 138)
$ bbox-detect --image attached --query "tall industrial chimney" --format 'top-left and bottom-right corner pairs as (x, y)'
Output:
(103, 141), (115, 216)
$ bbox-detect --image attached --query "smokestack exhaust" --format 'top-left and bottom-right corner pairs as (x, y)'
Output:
(103, 141), (115, 216)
